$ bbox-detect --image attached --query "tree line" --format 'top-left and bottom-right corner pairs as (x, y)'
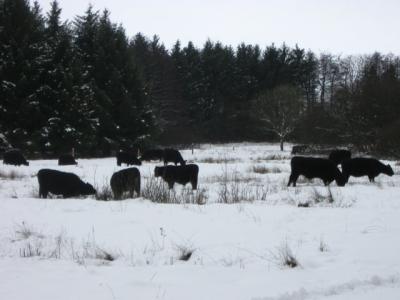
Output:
(1, 0), (400, 156)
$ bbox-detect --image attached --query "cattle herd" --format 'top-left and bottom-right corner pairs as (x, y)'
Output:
(0, 146), (396, 200)
(2, 148), (198, 199)
(289, 149), (394, 187)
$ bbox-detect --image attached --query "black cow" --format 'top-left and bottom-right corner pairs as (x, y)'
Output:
(58, 154), (78, 166)
(116, 151), (142, 166)
(37, 169), (96, 198)
(163, 148), (185, 165)
(291, 145), (309, 155)
(288, 156), (346, 187)
(341, 157), (394, 183)
(3, 149), (29, 166)
(328, 149), (351, 166)
(110, 167), (141, 199)
(154, 164), (199, 189)
(140, 149), (164, 162)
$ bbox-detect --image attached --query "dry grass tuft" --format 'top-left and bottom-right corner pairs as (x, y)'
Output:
(142, 177), (207, 204)
(95, 184), (114, 201)
(252, 154), (289, 162)
(196, 157), (241, 164)
(270, 242), (299, 268)
(310, 187), (334, 204)
(0, 169), (25, 180)
(216, 165), (278, 203)
(250, 165), (282, 174)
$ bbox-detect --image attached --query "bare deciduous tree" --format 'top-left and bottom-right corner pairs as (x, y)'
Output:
(253, 85), (303, 151)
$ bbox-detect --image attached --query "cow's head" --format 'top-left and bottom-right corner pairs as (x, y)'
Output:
(385, 164), (394, 176)
(133, 157), (142, 166)
(82, 182), (96, 195)
(335, 170), (346, 187)
(154, 166), (164, 177)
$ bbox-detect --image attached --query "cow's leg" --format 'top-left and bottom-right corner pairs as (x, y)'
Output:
(39, 188), (47, 199)
(342, 172), (349, 183)
(135, 177), (141, 197)
(369, 176), (375, 182)
(287, 173), (293, 186)
(288, 173), (298, 187)
(168, 181), (174, 189)
(191, 179), (198, 190)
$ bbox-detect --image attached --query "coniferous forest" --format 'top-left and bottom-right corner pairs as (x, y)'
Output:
(1, 0), (400, 156)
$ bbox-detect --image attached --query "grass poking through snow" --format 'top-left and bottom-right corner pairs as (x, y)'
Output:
(249, 165), (282, 174)
(0, 169), (25, 180)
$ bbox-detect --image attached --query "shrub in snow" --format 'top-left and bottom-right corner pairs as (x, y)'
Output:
(175, 244), (195, 261)
(14, 222), (44, 241)
(19, 241), (43, 258)
(310, 187), (334, 204)
(250, 164), (282, 174)
(142, 176), (207, 204)
(95, 183), (114, 201)
(319, 238), (329, 252)
(197, 157), (240, 164)
(270, 242), (299, 268)
(0, 169), (25, 180)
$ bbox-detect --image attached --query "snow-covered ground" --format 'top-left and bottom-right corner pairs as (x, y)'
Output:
(1, 143), (400, 300)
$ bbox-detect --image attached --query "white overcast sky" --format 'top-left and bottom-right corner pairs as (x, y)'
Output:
(34, 0), (400, 55)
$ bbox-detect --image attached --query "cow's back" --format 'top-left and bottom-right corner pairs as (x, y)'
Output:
(329, 149), (351, 165)
(3, 150), (28, 166)
(163, 148), (185, 165)
(110, 167), (140, 198)
(58, 154), (77, 165)
(291, 156), (338, 178)
(342, 157), (381, 176)
(38, 169), (81, 194)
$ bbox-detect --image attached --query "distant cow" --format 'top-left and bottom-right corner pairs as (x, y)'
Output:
(341, 157), (394, 183)
(37, 169), (96, 198)
(116, 151), (141, 166)
(163, 148), (185, 165)
(328, 149), (351, 166)
(140, 149), (164, 162)
(154, 164), (199, 189)
(291, 145), (309, 155)
(3, 149), (29, 166)
(288, 156), (346, 187)
(110, 167), (141, 199)
(58, 154), (77, 166)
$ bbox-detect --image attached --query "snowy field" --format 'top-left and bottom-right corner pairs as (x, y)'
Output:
(1, 143), (400, 300)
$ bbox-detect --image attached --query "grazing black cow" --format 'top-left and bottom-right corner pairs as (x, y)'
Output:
(58, 154), (77, 166)
(341, 157), (394, 183)
(116, 151), (142, 166)
(154, 164), (199, 189)
(328, 149), (351, 166)
(288, 156), (346, 187)
(37, 169), (96, 198)
(110, 167), (141, 199)
(140, 149), (164, 162)
(162, 148), (185, 165)
(3, 149), (29, 166)
(291, 145), (309, 155)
